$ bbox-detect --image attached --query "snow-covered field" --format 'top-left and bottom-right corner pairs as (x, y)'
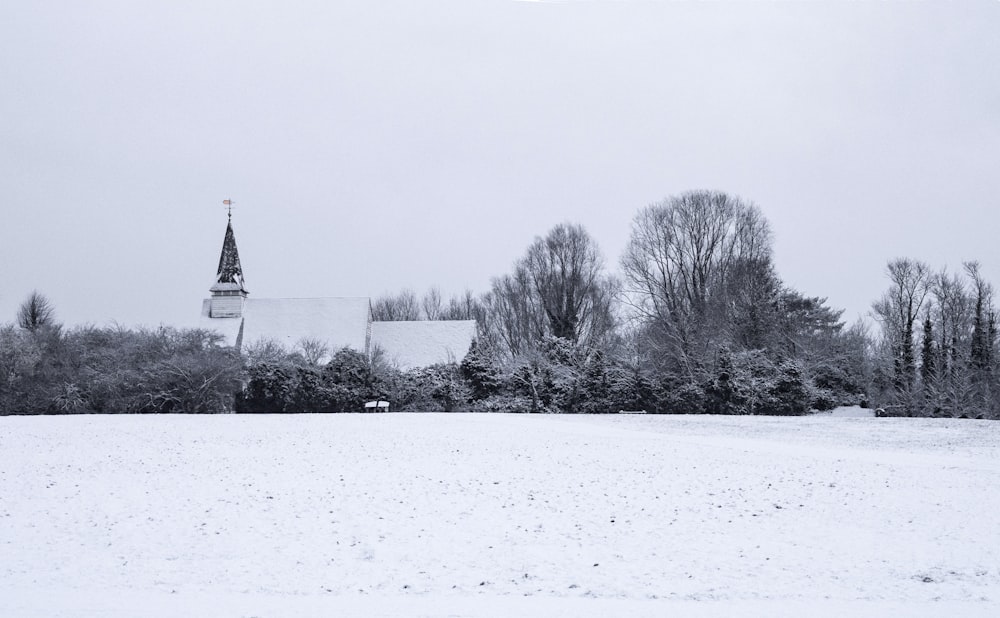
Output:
(2, 410), (999, 617)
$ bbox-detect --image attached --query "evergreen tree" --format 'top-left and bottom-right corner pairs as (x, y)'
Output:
(921, 313), (936, 385)
(988, 310), (997, 369)
(288, 366), (326, 412)
(322, 348), (388, 411)
(971, 294), (988, 371)
(704, 350), (738, 414)
(579, 349), (613, 413)
(460, 339), (501, 400)
(426, 364), (471, 412)
(236, 362), (292, 413)
(769, 359), (810, 416)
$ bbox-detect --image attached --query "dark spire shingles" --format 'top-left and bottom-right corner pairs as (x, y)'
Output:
(212, 219), (247, 293)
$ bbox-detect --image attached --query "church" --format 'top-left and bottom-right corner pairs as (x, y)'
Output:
(199, 215), (477, 369)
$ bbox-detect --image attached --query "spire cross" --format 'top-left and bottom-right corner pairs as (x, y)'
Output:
(222, 199), (235, 220)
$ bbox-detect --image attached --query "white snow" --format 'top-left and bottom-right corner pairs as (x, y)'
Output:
(2, 412), (999, 617)
(371, 319), (477, 369)
(816, 405), (876, 418)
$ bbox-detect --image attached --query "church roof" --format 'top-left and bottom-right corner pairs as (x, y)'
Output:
(200, 297), (372, 354)
(371, 320), (477, 370)
(199, 212), (476, 368)
(212, 218), (247, 293)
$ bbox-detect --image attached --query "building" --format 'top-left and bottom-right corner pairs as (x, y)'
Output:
(199, 215), (476, 369)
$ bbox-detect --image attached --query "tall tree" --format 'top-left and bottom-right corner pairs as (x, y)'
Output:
(931, 269), (970, 378)
(871, 258), (931, 393)
(621, 190), (772, 378)
(920, 310), (936, 386)
(370, 289), (421, 321)
(965, 261), (994, 372)
(521, 223), (617, 346)
(441, 290), (482, 321)
(481, 268), (546, 358)
(421, 287), (443, 321)
(482, 223), (616, 358)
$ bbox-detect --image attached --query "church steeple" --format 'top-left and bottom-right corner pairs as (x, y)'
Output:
(208, 210), (248, 318)
(213, 216), (247, 293)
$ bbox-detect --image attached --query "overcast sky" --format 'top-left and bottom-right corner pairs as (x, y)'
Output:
(2, 1), (998, 330)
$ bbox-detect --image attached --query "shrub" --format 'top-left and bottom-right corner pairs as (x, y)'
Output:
(809, 386), (838, 411)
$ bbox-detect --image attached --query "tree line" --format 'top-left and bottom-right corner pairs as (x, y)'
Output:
(3, 190), (997, 417)
(368, 191), (869, 415)
(870, 259), (998, 418)
(1, 307), (242, 415)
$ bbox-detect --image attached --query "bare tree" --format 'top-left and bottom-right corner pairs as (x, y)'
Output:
(370, 289), (421, 321)
(931, 269), (970, 377)
(871, 258), (931, 395)
(17, 290), (55, 332)
(441, 289), (482, 321)
(296, 337), (330, 366)
(242, 338), (289, 366)
(479, 223), (617, 359)
(481, 268), (547, 359)
(521, 223), (617, 345)
(621, 191), (771, 376)
(421, 287), (443, 320)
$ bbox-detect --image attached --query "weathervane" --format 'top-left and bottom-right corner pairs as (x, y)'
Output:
(223, 199), (234, 220)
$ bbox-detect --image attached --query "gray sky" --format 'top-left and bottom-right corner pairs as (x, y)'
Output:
(2, 1), (999, 330)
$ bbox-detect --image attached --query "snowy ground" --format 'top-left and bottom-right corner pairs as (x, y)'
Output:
(2, 410), (999, 617)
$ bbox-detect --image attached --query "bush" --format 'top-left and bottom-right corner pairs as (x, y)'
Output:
(470, 394), (535, 414)
(657, 381), (707, 414)
(395, 364), (471, 412)
(809, 386), (838, 411)
(460, 339), (502, 401)
(2, 324), (243, 415)
(764, 359), (810, 416)
(236, 362), (293, 413)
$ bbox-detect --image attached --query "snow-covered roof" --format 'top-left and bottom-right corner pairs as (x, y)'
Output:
(371, 320), (477, 370)
(201, 297), (371, 353)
